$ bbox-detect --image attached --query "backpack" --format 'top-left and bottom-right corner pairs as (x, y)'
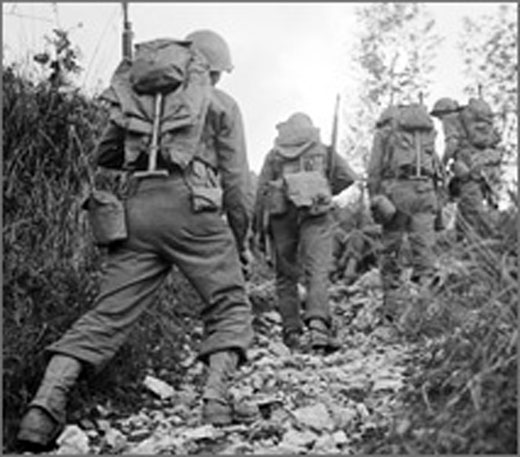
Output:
(380, 103), (437, 178)
(459, 98), (500, 150)
(99, 38), (211, 171)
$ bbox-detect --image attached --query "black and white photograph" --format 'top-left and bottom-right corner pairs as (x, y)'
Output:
(3, 2), (518, 454)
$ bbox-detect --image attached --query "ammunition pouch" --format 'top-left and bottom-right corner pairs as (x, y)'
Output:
(82, 190), (128, 246)
(284, 170), (332, 216)
(186, 158), (223, 212)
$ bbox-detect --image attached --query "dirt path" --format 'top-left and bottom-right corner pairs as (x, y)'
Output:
(51, 270), (417, 455)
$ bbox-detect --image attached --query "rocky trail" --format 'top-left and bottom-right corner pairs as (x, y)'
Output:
(47, 270), (421, 455)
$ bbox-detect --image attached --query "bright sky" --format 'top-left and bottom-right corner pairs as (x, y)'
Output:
(2, 2), (508, 173)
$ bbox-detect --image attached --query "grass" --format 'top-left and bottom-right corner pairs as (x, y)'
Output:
(373, 203), (518, 454)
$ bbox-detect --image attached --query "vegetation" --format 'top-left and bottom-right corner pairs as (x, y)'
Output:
(375, 204), (518, 454)
(3, 5), (517, 454)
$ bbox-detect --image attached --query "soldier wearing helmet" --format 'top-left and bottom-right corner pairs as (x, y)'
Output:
(367, 103), (441, 340)
(17, 29), (257, 451)
(253, 112), (357, 352)
(431, 96), (498, 241)
(181, 29), (257, 425)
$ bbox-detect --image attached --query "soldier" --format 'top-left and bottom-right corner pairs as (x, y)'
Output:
(367, 104), (440, 329)
(17, 29), (256, 451)
(431, 97), (501, 241)
(330, 195), (381, 284)
(253, 112), (357, 351)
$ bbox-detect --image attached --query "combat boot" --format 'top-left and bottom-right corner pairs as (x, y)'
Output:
(282, 327), (302, 350)
(201, 350), (259, 426)
(308, 318), (341, 354)
(17, 354), (82, 451)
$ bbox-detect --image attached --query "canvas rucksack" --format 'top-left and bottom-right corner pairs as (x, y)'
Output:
(99, 38), (212, 172)
(459, 98), (500, 150)
(268, 143), (333, 216)
(380, 103), (437, 179)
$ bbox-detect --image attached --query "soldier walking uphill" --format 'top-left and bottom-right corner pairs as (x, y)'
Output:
(253, 113), (358, 352)
(367, 103), (442, 330)
(17, 30), (257, 452)
(430, 97), (501, 242)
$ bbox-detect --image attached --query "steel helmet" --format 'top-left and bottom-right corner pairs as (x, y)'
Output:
(185, 29), (233, 73)
(430, 97), (460, 117)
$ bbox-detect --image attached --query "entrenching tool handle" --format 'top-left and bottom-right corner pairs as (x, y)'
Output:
(148, 92), (163, 172)
(414, 131), (422, 178)
(134, 92), (168, 178)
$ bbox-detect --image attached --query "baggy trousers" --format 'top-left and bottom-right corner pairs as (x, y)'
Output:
(270, 205), (333, 332)
(48, 175), (253, 369)
(379, 179), (437, 318)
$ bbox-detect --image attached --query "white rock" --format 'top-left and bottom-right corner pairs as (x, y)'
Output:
(294, 403), (334, 432)
(143, 375), (175, 399)
(56, 425), (90, 454)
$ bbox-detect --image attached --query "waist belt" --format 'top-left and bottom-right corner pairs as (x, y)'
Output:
(383, 168), (433, 181)
(130, 164), (184, 179)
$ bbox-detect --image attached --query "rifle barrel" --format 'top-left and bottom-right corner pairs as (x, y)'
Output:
(122, 2), (133, 61)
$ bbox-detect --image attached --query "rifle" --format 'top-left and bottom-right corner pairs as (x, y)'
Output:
(480, 170), (499, 209)
(328, 94), (340, 181)
(122, 2), (133, 61)
(261, 203), (275, 268)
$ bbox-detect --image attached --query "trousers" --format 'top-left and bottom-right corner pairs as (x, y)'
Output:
(456, 179), (496, 241)
(270, 205), (333, 331)
(379, 179), (437, 317)
(48, 175), (253, 369)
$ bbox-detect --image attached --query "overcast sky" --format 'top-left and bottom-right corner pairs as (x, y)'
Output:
(2, 2), (507, 172)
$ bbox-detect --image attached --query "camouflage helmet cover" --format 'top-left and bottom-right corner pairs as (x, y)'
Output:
(430, 97), (461, 117)
(185, 29), (233, 72)
(277, 112), (315, 130)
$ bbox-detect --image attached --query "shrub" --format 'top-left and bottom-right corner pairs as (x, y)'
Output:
(376, 203), (518, 454)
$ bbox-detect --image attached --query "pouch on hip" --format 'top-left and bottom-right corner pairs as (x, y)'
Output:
(186, 158), (223, 212)
(82, 190), (128, 246)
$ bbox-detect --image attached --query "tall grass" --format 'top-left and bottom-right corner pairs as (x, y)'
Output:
(378, 204), (518, 454)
